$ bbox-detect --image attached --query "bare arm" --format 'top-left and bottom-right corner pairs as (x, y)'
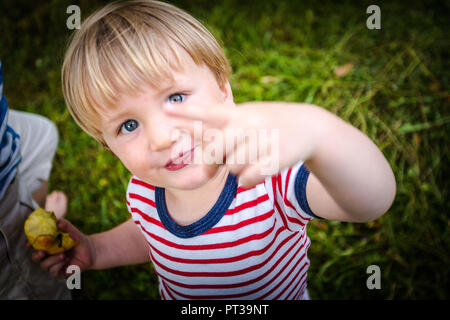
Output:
(163, 100), (396, 223)
(301, 104), (396, 222)
(89, 218), (150, 270)
(233, 102), (396, 222)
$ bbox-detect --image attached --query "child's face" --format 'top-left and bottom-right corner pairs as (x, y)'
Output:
(101, 49), (233, 190)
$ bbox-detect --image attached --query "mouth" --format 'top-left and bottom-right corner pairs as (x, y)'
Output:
(164, 146), (197, 171)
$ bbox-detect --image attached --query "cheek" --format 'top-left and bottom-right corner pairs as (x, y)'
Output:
(110, 140), (145, 172)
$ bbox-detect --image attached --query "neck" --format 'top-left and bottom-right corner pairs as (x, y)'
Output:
(164, 165), (230, 225)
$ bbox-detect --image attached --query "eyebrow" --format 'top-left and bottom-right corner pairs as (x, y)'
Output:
(106, 111), (130, 126)
(103, 78), (183, 129)
(103, 112), (132, 134)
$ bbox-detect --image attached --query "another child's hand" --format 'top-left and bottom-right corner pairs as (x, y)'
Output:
(28, 218), (94, 279)
(164, 101), (322, 186)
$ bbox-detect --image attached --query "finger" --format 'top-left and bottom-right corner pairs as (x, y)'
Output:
(201, 129), (226, 166)
(49, 260), (68, 278)
(40, 253), (65, 271)
(45, 191), (68, 220)
(238, 168), (265, 188)
(225, 140), (252, 176)
(164, 102), (233, 128)
(238, 156), (277, 188)
(57, 219), (82, 242)
(31, 250), (46, 263)
(224, 125), (267, 175)
(202, 125), (249, 163)
(228, 127), (262, 160)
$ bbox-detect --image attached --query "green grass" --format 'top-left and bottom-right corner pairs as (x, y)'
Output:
(0, 0), (448, 299)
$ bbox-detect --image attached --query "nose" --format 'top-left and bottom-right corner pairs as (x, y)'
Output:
(146, 118), (176, 152)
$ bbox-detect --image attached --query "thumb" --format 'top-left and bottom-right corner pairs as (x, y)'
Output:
(237, 158), (275, 188)
(57, 218), (83, 242)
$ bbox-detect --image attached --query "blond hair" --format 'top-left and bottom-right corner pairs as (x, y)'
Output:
(62, 0), (231, 145)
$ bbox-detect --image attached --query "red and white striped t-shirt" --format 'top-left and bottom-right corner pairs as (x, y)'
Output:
(126, 161), (319, 300)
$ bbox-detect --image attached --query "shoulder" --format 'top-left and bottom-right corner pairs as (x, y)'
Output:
(263, 161), (304, 200)
(126, 175), (156, 204)
(263, 161), (320, 223)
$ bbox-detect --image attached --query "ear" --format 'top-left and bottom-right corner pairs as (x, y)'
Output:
(219, 79), (234, 104)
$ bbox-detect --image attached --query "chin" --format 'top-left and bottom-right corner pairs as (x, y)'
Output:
(166, 163), (221, 190)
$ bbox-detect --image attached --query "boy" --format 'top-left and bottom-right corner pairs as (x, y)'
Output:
(33, 0), (396, 299)
(0, 59), (70, 299)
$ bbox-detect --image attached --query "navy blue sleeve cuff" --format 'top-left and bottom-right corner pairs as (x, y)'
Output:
(294, 164), (324, 220)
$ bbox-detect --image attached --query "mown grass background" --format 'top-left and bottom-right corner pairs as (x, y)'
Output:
(0, 0), (448, 299)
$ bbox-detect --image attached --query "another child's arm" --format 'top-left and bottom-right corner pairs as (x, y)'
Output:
(31, 218), (150, 278)
(164, 101), (396, 223)
(88, 218), (150, 270)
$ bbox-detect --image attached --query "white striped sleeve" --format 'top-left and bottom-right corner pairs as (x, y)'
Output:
(265, 161), (323, 230)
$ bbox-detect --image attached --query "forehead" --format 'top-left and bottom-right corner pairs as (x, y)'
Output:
(99, 50), (213, 125)
(114, 50), (204, 104)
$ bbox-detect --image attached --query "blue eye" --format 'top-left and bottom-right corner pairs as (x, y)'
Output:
(119, 119), (138, 134)
(168, 93), (186, 103)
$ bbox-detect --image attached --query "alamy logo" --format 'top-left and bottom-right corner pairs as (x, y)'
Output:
(66, 5), (81, 30)
(170, 121), (280, 176)
(366, 265), (381, 290)
(66, 265), (81, 289)
(366, 5), (381, 30)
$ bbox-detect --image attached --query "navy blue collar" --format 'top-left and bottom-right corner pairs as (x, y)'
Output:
(155, 173), (238, 238)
